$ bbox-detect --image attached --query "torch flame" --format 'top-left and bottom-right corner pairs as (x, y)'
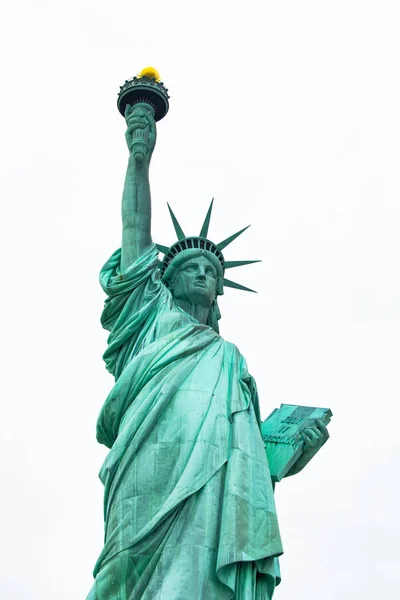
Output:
(138, 66), (161, 82)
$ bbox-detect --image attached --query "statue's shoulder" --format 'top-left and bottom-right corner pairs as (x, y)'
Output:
(154, 305), (190, 336)
(218, 336), (246, 363)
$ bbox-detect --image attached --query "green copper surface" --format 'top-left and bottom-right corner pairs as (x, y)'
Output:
(217, 225), (251, 251)
(87, 84), (331, 600)
(199, 198), (214, 238)
(224, 259), (262, 269)
(167, 203), (186, 240)
(222, 277), (257, 293)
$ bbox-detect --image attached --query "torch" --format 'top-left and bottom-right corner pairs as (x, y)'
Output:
(117, 67), (170, 160)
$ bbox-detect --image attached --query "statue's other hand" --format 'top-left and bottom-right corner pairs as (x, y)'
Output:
(301, 419), (329, 454)
(286, 419), (330, 477)
(124, 103), (157, 161)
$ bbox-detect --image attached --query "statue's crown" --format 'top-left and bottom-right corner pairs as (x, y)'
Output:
(157, 200), (260, 293)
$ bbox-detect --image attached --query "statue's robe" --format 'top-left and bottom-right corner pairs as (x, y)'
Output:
(87, 245), (283, 600)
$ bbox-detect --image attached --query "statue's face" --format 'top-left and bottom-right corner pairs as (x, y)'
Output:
(169, 256), (218, 307)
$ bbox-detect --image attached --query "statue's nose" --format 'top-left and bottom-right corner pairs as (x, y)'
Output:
(196, 269), (206, 279)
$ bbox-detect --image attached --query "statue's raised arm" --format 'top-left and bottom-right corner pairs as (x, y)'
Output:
(120, 104), (157, 271)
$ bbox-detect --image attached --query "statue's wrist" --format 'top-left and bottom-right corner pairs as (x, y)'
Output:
(128, 155), (150, 175)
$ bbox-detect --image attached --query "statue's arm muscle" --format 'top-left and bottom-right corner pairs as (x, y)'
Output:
(121, 159), (152, 271)
(120, 105), (157, 272)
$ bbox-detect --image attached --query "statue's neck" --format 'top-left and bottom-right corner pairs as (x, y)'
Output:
(175, 299), (210, 326)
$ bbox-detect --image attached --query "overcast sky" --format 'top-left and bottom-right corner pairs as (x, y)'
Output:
(1, 1), (399, 598)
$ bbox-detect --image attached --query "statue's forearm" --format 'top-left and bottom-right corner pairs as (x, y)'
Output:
(121, 158), (152, 271)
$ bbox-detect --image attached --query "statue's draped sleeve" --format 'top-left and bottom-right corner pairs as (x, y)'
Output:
(99, 244), (170, 379)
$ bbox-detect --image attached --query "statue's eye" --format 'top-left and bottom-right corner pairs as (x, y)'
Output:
(183, 264), (196, 273)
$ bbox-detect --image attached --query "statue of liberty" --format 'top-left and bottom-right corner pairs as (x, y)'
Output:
(87, 68), (329, 600)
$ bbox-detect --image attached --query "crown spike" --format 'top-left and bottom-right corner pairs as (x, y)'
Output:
(217, 225), (251, 251)
(223, 278), (257, 293)
(199, 198), (214, 238)
(156, 243), (170, 254)
(167, 203), (186, 240)
(224, 260), (261, 269)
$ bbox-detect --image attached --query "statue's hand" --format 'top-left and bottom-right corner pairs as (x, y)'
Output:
(286, 419), (330, 477)
(124, 103), (157, 164)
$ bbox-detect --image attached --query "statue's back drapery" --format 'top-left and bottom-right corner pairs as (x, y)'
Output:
(87, 244), (283, 599)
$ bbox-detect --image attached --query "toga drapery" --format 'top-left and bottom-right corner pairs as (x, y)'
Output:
(87, 245), (283, 599)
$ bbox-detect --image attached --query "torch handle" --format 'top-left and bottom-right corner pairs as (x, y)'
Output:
(130, 103), (155, 160)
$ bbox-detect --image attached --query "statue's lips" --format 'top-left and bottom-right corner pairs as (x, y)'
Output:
(194, 282), (206, 288)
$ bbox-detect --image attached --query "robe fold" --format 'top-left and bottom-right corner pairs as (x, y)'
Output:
(87, 245), (283, 600)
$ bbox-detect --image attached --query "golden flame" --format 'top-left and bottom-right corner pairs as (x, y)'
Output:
(138, 66), (161, 82)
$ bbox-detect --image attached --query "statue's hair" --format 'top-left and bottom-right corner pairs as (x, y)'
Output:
(161, 249), (223, 334)
(207, 298), (221, 333)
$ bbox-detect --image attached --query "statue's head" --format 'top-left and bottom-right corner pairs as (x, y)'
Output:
(163, 249), (224, 308)
(157, 201), (260, 332)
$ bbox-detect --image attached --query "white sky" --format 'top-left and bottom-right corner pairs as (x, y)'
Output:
(1, 1), (399, 598)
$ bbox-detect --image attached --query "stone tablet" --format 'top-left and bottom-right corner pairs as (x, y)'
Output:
(261, 404), (332, 482)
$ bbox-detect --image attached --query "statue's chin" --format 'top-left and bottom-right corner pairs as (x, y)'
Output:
(187, 287), (214, 305)
(172, 289), (214, 310)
